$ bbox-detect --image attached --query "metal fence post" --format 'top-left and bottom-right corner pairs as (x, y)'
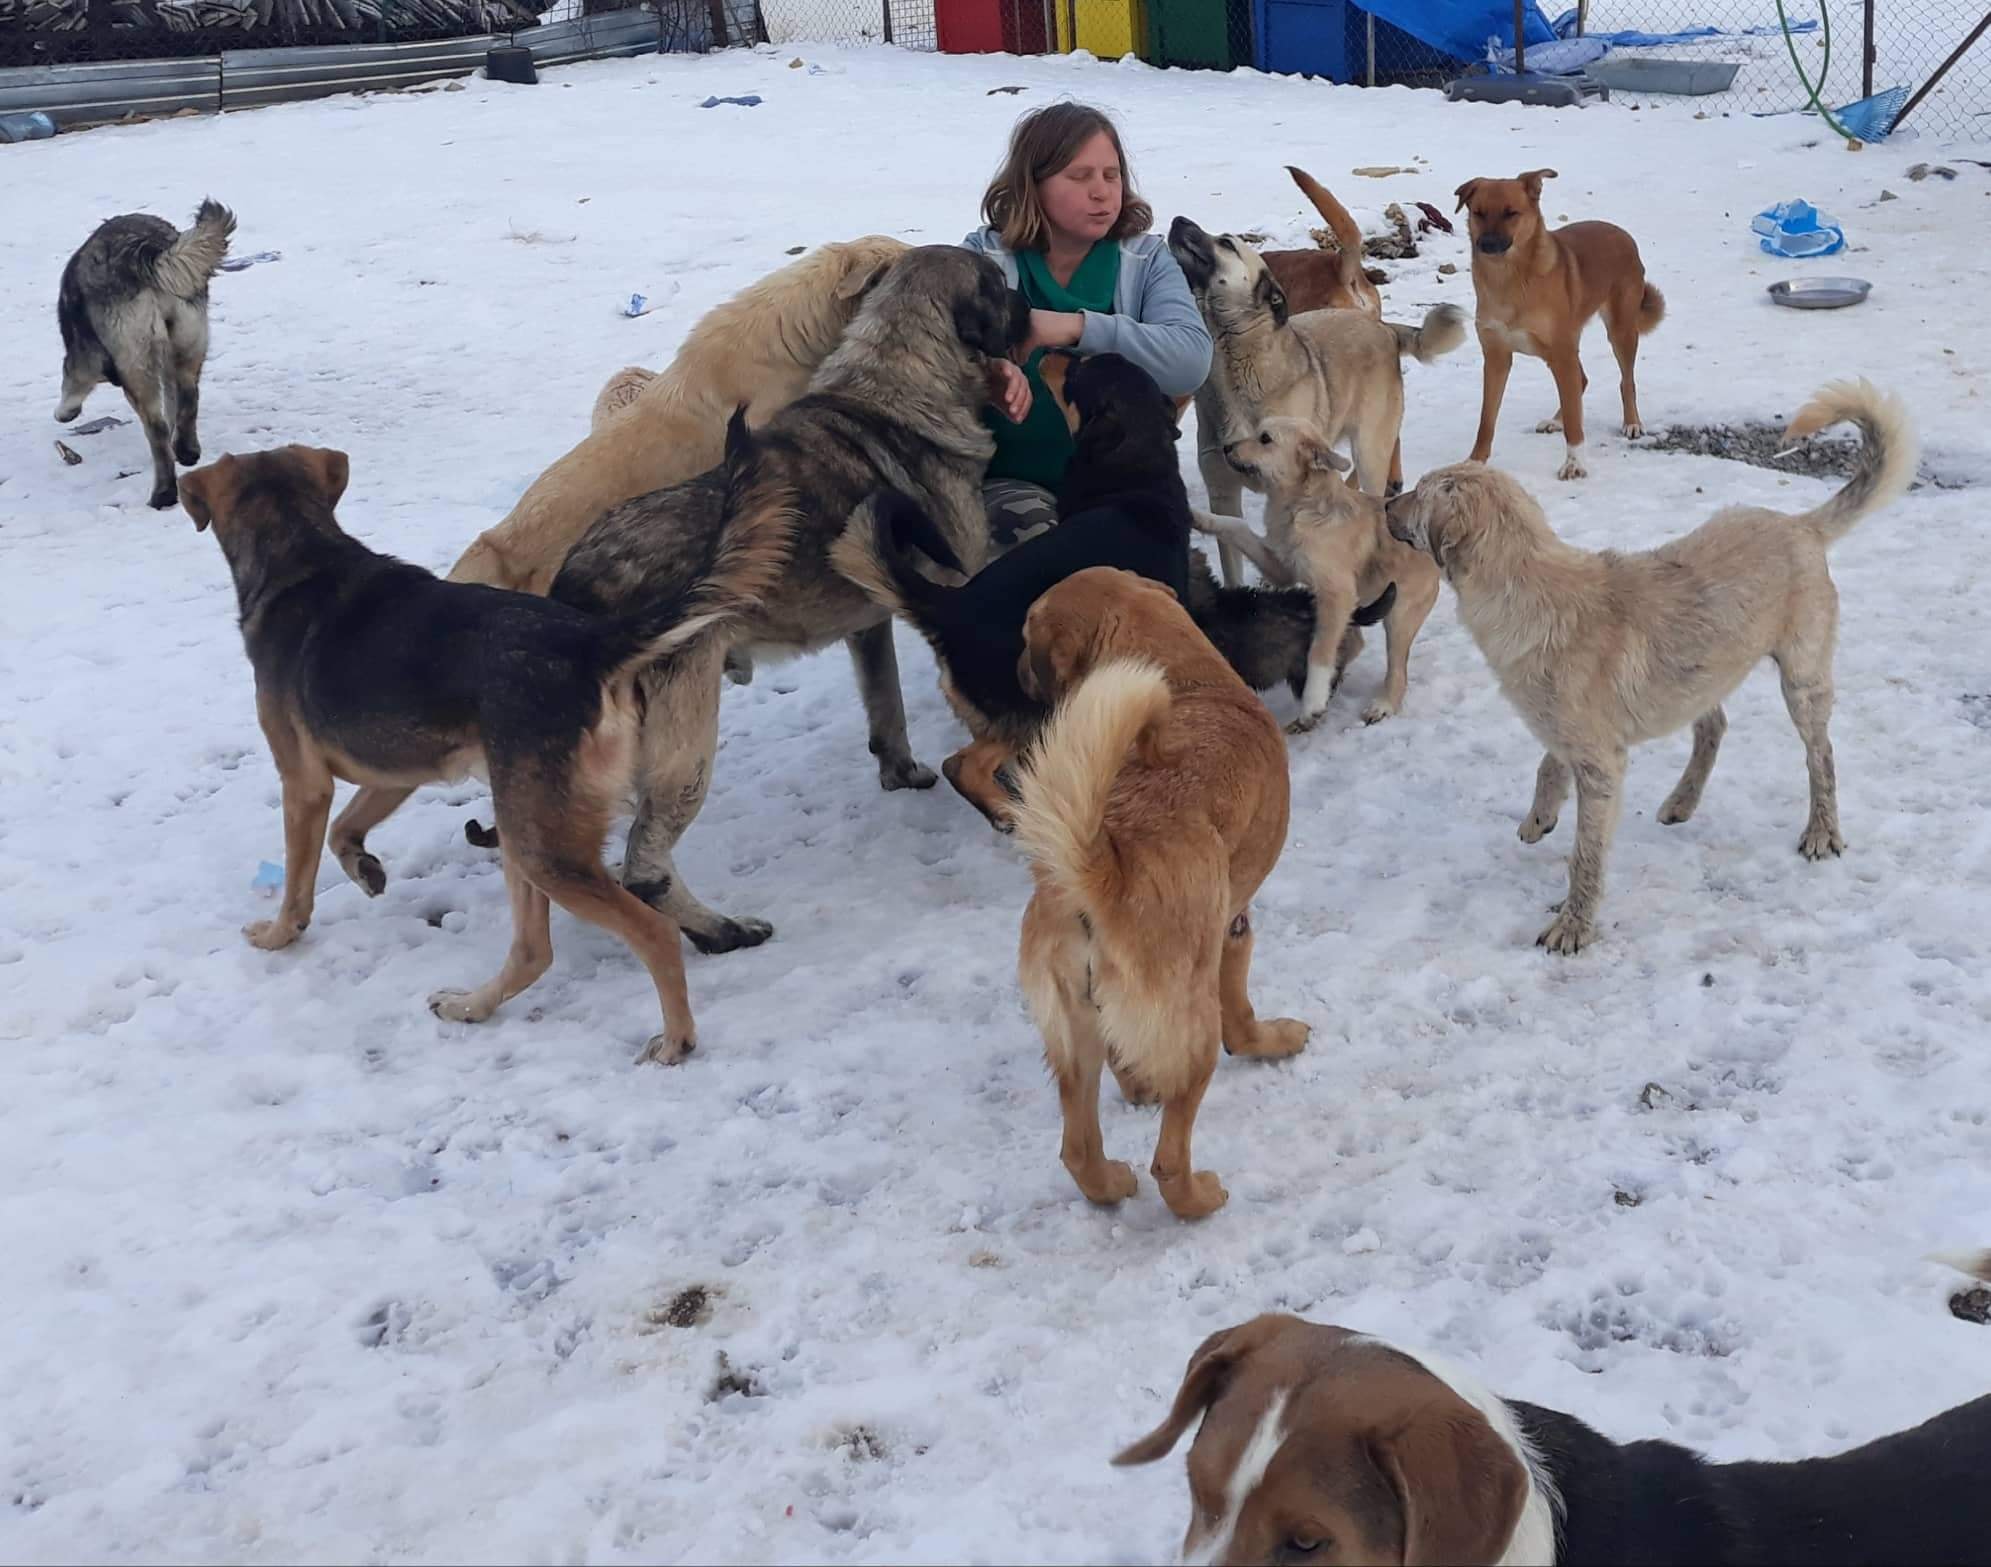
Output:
(1862, 0), (1875, 97)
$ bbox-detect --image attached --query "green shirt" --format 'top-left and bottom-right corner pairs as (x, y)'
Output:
(984, 240), (1121, 490)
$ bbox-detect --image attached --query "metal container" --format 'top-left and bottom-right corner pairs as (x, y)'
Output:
(1767, 276), (1873, 310)
(1587, 56), (1741, 95)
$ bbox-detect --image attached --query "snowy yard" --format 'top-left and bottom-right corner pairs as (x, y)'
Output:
(3, 42), (1991, 1564)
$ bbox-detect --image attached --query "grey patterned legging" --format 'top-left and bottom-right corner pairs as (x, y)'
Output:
(983, 479), (1059, 554)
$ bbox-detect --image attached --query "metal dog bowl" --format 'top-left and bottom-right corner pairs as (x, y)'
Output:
(1767, 277), (1872, 310)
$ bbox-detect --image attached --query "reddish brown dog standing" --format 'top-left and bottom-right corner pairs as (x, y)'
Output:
(1455, 169), (1663, 480)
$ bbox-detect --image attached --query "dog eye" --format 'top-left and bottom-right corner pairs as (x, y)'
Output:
(1285, 1535), (1327, 1557)
(1259, 433), (1272, 445)
(1502, 209), (1518, 220)
(1219, 236), (1236, 252)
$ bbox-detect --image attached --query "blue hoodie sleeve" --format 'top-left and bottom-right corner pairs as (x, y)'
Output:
(1073, 243), (1212, 398)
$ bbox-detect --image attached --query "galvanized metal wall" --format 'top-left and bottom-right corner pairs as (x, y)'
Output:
(0, 7), (661, 128)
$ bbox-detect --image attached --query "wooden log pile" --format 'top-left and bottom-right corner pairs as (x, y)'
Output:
(0, 0), (554, 34)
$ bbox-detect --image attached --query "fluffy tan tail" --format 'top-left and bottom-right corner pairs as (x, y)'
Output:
(155, 198), (235, 300)
(1638, 283), (1665, 334)
(1390, 302), (1468, 364)
(1782, 379), (1918, 547)
(1012, 660), (1172, 914)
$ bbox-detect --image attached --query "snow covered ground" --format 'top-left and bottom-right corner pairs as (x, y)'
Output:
(3, 43), (1990, 1565)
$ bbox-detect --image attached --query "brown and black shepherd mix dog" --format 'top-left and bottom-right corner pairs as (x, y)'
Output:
(180, 438), (793, 1067)
(1011, 567), (1311, 1221)
(1455, 169), (1664, 481)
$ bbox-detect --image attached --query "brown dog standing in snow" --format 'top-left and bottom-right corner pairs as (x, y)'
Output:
(1455, 170), (1663, 481)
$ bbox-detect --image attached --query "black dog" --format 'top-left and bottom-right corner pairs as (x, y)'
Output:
(833, 353), (1201, 825)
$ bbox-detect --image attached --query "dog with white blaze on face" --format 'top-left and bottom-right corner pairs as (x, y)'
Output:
(1117, 1274), (1991, 1567)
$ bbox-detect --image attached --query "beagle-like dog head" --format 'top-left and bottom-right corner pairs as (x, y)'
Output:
(1114, 1315), (1557, 1566)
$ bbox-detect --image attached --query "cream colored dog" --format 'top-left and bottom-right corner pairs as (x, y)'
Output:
(1386, 380), (1915, 954)
(1211, 415), (1441, 731)
(447, 236), (906, 595)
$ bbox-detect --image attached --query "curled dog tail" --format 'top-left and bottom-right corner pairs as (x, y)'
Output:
(155, 198), (236, 299)
(601, 407), (797, 682)
(1390, 302), (1468, 364)
(1782, 379), (1918, 548)
(829, 487), (965, 620)
(1012, 659), (1173, 914)
(1638, 282), (1666, 334)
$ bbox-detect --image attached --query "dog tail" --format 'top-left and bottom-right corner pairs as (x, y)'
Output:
(155, 198), (236, 299)
(830, 487), (965, 620)
(1782, 380), (1918, 548)
(1390, 302), (1468, 364)
(1927, 1248), (1991, 1283)
(601, 407), (797, 682)
(1287, 165), (1369, 292)
(1012, 659), (1173, 912)
(1638, 283), (1666, 334)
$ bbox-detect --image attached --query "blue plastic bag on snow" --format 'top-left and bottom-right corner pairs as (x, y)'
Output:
(1752, 199), (1845, 258)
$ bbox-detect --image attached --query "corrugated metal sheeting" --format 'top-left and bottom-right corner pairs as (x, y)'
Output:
(0, 8), (661, 128)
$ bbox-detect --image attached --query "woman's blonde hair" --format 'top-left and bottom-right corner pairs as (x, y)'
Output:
(980, 102), (1153, 252)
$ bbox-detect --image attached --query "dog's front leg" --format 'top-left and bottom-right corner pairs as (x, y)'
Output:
(1196, 403), (1250, 587)
(1545, 349), (1590, 480)
(1468, 329), (1513, 465)
(1191, 510), (1291, 585)
(847, 621), (936, 791)
(1519, 752), (1571, 842)
(1538, 751), (1624, 955)
(246, 760), (335, 951)
(1289, 582), (1358, 734)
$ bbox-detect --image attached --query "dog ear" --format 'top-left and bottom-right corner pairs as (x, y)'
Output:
(1113, 1318), (1291, 1466)
(1254, 270), (1290, 329)
(1519, 169), (1559, 200)
(1304, 435), (1353, 475)
(178, 462), (220, 532)
(297, 447), (350, 508)
(837, 256), (895, 301)
(1367, 1401), (1530, 1566)
(1453, 178), (1481, 214)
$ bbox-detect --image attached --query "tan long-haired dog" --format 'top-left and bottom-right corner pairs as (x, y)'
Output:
(1386, 381), (1915, 955)
(1012, 568), (1310, 1220)
(447, 236), (905, 594)
(1455, 169), (1663, 481)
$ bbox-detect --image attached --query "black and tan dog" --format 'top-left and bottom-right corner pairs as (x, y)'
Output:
(181, 437), (792, 1066)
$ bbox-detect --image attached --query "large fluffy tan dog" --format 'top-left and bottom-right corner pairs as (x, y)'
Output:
(1455, 169), (1663, 482)
(1218, 415), (1441, 731)
(1013, 568), (1309, 1221)
(1386, 380), (1915, 955)
(1166, 215), (1466, 587)
(447, 236), (906, 594)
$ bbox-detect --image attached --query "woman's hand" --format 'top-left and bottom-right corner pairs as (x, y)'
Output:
(988, 359), (1033, 423)
(1021, 308), (1084, 358)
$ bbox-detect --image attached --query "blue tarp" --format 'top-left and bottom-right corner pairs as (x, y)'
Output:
(1356, 0), (1557, 62)
(1547, 5), (1817, 43)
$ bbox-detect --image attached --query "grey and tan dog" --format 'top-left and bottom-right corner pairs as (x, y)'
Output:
(56, 197), (235, 509)
(1386, 380), (1915, 955)
(541, 245), (1031, 954)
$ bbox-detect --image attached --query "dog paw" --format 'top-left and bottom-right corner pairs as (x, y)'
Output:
(1797, 823), (1845, 860)
(1536, 908), (1593, 956)
(878, 756), (938, 792)
(1158, 1169), (1229, 1221)
(338, 850), (387, 897)
(684, 916), (774, 956)
(1286, 710), (1325, 736)
(722, 649), (754, 686)
(1536, 415), (1565, 435)
(1360, 700), (1396, 725)
(1556, 455), (1588, 481)
(1074, 1159), (1140, 1206)
(148, 483), (179, 510)
(638, 1030), (696, 1067)
(428, 988), (494, 1023)
(1623, 421), (1646, 440)
(1230, 1017), (1310, 1060)
(1518, 813), (1559, 843)
(242, 917), (303, 951)
(1656, 795), (1696, 827)
(174, 439), (200, 467)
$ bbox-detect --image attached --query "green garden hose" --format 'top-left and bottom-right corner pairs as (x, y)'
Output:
(1776, 0), (1859, 140)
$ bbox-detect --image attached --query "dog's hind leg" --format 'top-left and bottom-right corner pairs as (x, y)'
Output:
(1658, 708), (1728, 826)
(120, 330), (181, 509)
(1538, 750), (1625, 955)
(1023, 897), (1140, 1206)
(621, 653), (773, 955)
(329, 784), (414, 896)
(245, 752), (335, 952)
(1776, 642), (1844, 859)
(1606, 293), (1648, 439)
(1519, 752), (1571, 843)
(1151, 1028), (1226, 1220)
(428, 854), (552, 1024)
(847, 620), (937, 791)
(1218, 911), (1309, 1061)
(1363, 561), (1439, 724)
(167, 306), (210, 467)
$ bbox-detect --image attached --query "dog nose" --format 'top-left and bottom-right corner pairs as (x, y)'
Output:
(1477, 236), (1511, 255)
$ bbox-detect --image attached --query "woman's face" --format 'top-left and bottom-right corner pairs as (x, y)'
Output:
(1036, 129), (1123, 247)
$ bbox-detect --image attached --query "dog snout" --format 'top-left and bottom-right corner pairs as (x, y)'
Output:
(1476, 235), (1512, 256)
(1383, 493), (1415, 544)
